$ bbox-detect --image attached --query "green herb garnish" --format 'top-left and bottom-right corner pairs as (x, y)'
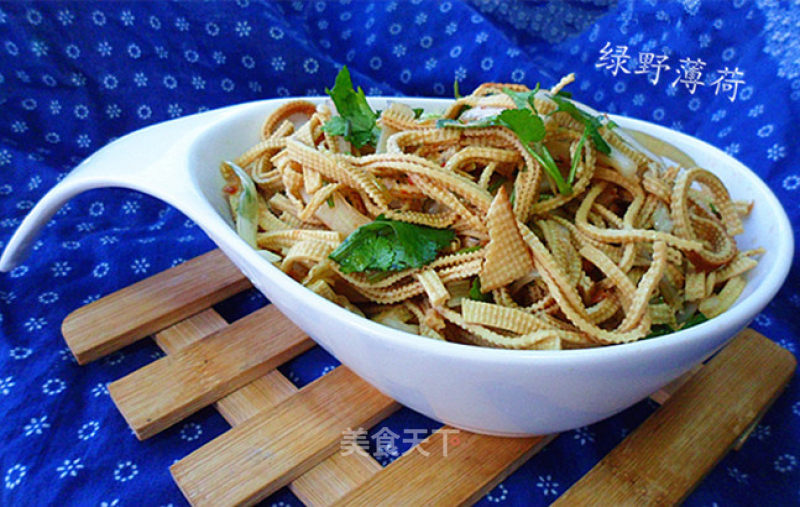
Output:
(502, 84), (540, 111)
(328, 215), (455, 274)
(436, 108), (572, 195)
(322, 66), (378, 148)
(549, 94), (612, 156)
(412, 107), (424, 119)
(494, 109), (571, 195)
(468, 278), (491, 302)
(437, 83), (574, 195)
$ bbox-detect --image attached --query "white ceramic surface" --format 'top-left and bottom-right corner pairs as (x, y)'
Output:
(1, 97), (793, 436)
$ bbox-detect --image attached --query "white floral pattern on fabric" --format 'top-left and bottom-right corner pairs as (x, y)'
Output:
(23, 416), (50, 437)
(56, 459), (84, 479)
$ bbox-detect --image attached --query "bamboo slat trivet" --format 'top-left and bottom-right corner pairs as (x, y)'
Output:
(149, 306), (385, 505)
(61, 249), (796, 506)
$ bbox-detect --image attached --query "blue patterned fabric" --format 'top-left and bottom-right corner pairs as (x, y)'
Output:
(1, 1), (798, 505)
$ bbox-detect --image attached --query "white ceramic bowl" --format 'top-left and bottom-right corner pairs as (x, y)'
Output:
(1, 97), (793, 436)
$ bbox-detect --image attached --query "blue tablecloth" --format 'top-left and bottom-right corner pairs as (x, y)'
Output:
(1, 1), (798, 505)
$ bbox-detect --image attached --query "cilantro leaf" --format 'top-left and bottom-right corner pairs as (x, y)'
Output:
(549, 94), (612, 155)
(436, 107), (572, 195)
(469, 278), (491, 301)
(435, 109), (547, 141)
(555, 90), (572, 98)
(502, 83), (540, 112)
(412, 107), (424, 119)
(494, 108), (545, 144)
(494, 109), (572, 195)
(322, 66), (378, 148)
(328, 215), (455, 274)
(321, 116), (349, 136)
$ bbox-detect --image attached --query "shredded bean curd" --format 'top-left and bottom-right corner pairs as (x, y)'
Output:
(221, 68), (760, 350)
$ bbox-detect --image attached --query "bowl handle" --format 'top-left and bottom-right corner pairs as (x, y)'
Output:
(0, 110), (225, 272)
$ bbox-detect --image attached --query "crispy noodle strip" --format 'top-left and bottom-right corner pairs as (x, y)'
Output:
(699, 276), (746, 319)
(416, 269), (450, 307)
(671, 168), (741, 271)
(299, 183), (341, 222)
(262, 100), (318, 138)
(439, 306), (574, 350)
(461, 299), (550, 334)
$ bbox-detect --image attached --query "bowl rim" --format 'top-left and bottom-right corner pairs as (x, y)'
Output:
(196, 96), (794, 364)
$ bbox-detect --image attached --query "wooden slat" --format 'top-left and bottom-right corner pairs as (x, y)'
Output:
(153, 310), (385, 507)
(553, 329), (796, 506)
(335, 429), (555, 506)
(152, 308), (298, 425)
(171, 367), (400, 507)
(154, 308), (228, 354)
(216, 369), (385, 506)
(216, 372), (297, 424)
(62, 249), (250, 364)
(292, 451), (383, 507)
(108, 305), (313, 439)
